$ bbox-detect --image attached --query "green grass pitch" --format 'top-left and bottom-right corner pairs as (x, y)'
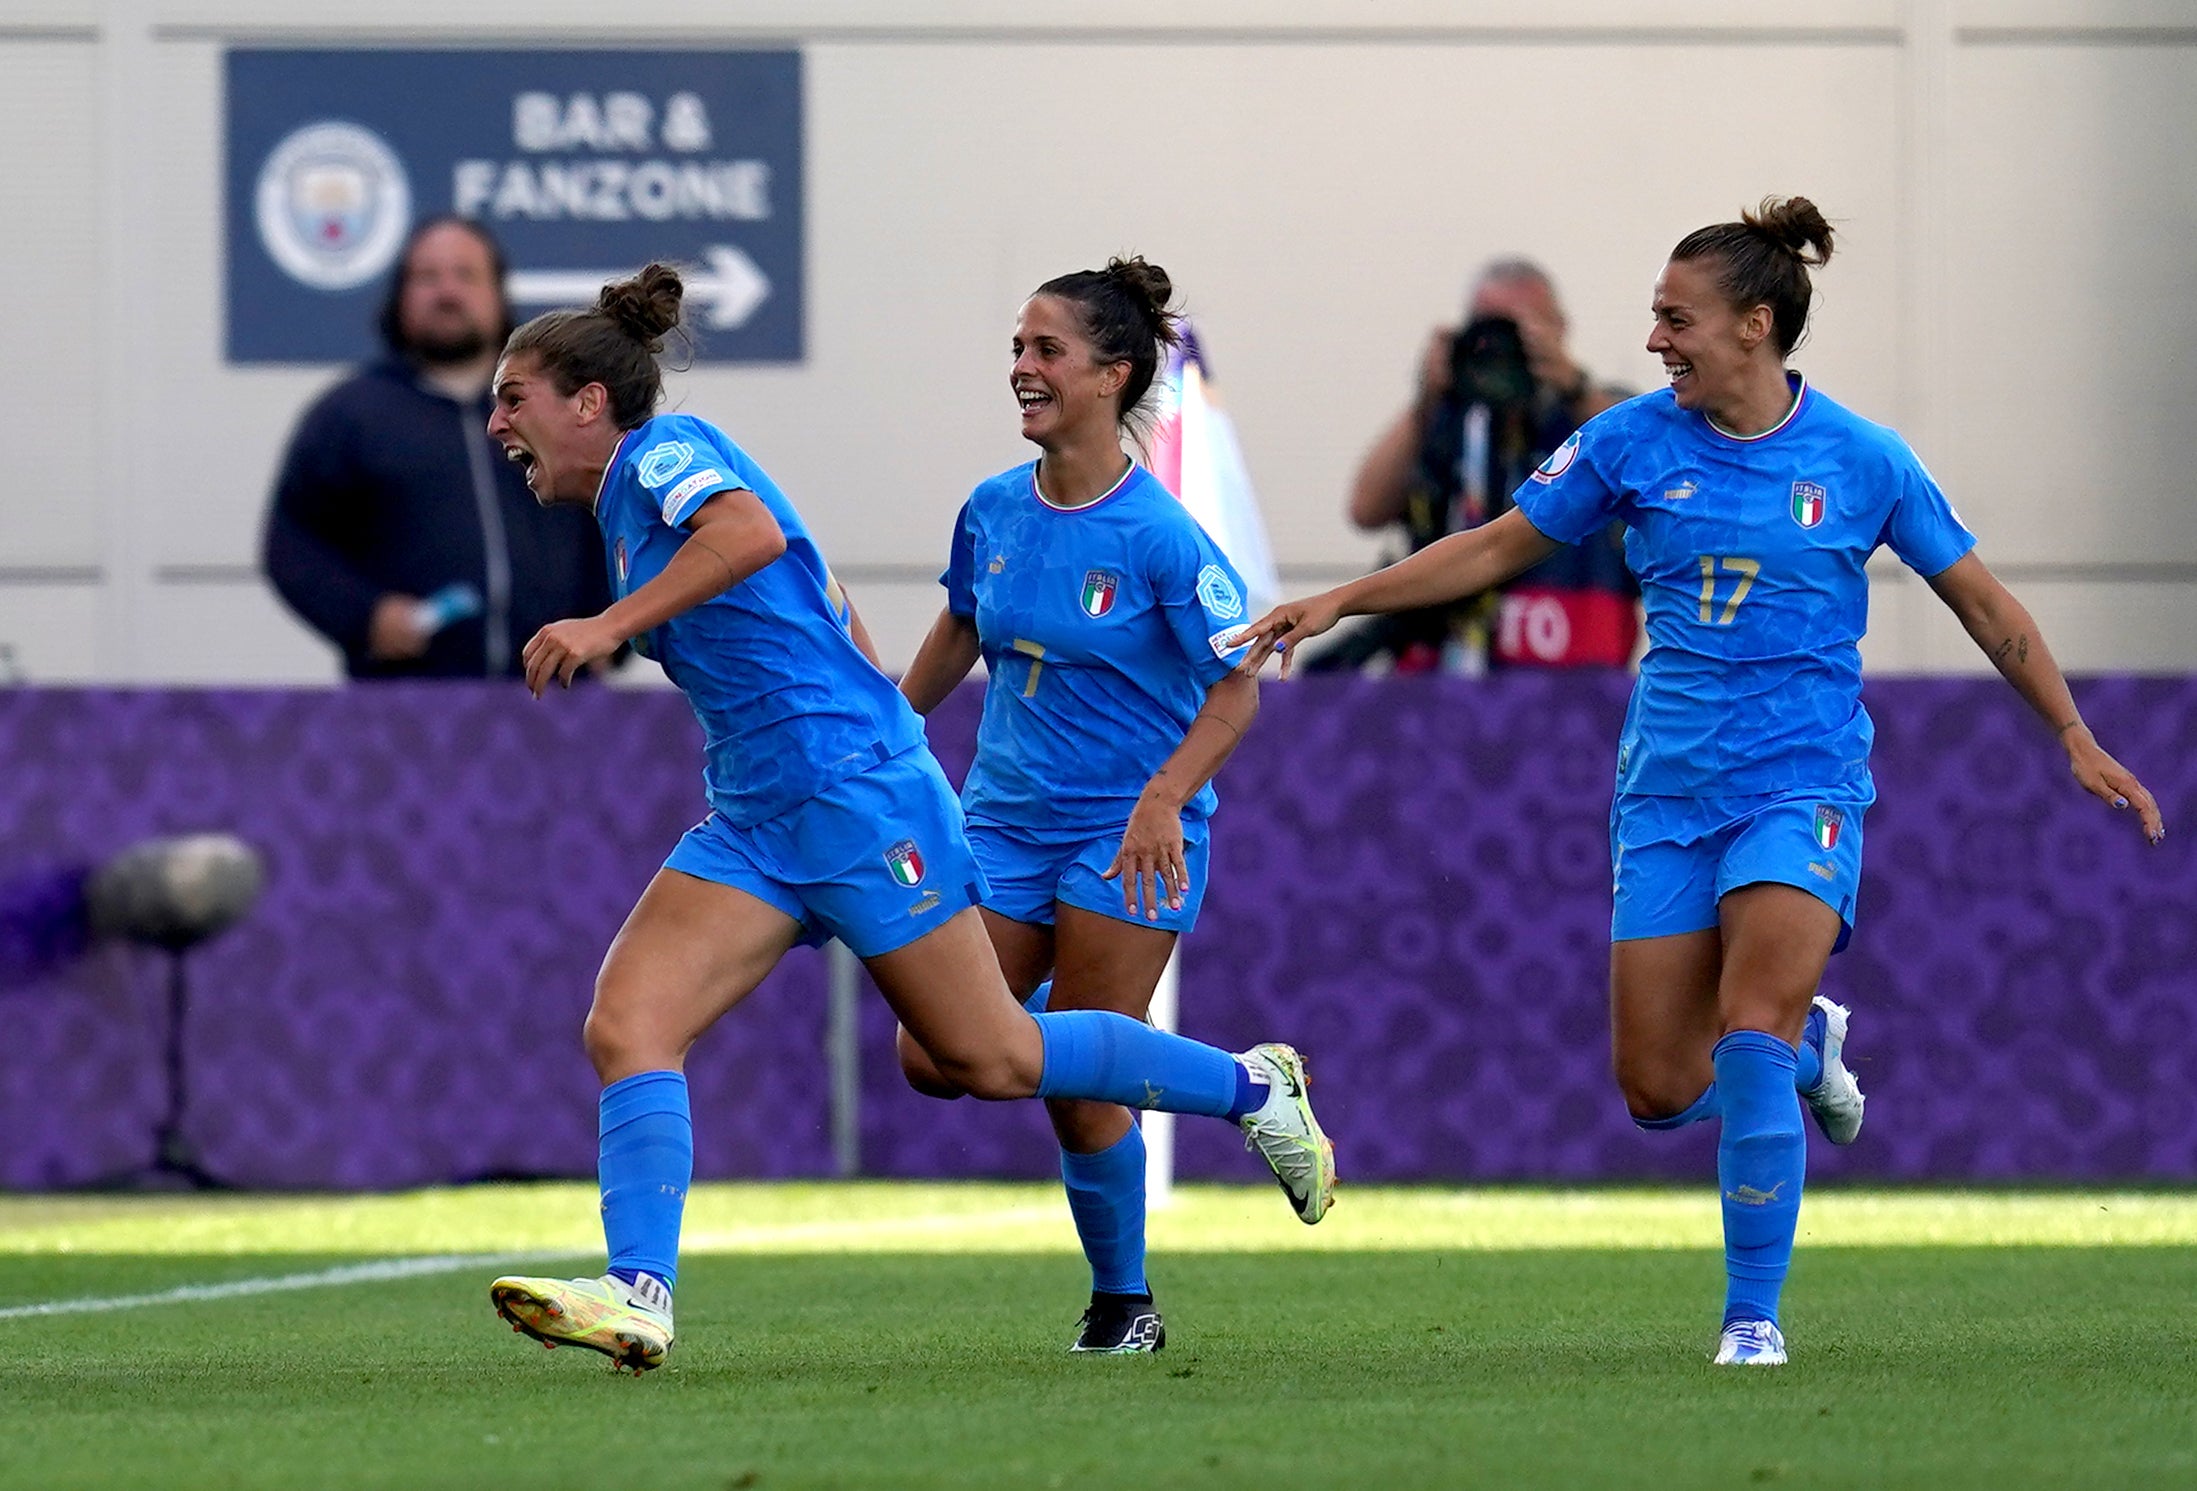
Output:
(1, 1183), (2191, 1490)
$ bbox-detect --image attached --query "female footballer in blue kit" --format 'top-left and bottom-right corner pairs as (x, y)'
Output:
(479, 264), (1336, 1373)
(1238, 199), (2164, 1366)
(894, 258), (1304, 1354)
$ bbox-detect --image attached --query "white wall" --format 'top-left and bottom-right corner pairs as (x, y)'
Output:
(0, 0), (2191, 682)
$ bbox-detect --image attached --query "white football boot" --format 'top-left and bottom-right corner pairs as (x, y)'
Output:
(1802, 996), (1865, 1145)
(1713, 1319), (1788, 1367)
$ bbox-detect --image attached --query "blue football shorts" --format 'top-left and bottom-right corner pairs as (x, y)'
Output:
(967, 815), (1211, 934)
(664, 746), (986, 959)
(1610, 785), (1873, 952)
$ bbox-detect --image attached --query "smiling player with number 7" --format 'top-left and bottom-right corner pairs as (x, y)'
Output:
(1235, 197), (2164, 1368)
(894, 257), (1327, 1355)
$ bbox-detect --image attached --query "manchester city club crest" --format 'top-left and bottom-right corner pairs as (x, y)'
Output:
(884, 839), (926, 887)
(1814, 804), (1844, 850)
(1080, 569), (1119, 618)
(1791, 481), (1828, 529)
(254, 120), (412, 291)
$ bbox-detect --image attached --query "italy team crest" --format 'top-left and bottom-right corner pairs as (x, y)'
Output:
(885, 839), (926, 887)
(1080, 570), (1119, 617)
(1813, 804), (1844, 850)
(1791, 481), (1828, 528)
(614, 537), (628, 588)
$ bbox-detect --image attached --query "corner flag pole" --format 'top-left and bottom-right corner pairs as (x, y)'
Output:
(1144, 949), (1180, 1211)
(1140, 324), (1278, 1215)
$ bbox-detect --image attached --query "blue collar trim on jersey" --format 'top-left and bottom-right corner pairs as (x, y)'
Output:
(1705, 372), (1808, 443)
(1030, 457), (1136, 513)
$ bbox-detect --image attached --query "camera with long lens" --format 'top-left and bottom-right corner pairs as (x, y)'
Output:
(1304, 307), (1631, 673)
(1447, 314), (1534, 412)
(1321, 315), (1543, 671)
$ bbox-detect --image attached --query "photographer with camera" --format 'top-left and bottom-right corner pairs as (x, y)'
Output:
(1328, 259), (1635, 673)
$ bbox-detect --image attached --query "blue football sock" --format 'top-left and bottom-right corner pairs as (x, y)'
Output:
(1795, 1003), (1826, 1093)
(1060, 1126), (1149, 1296)
(1714, 1031), (1806, 1329)
(598, 1070), (691, 1293)
(1633, 1082), (1720, 1131)
(1033, 1010), (1245, 1119)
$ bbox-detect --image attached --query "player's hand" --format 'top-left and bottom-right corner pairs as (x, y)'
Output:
(1233, 593), (1346, 679)
(2064, 727), (2166, 843)
(1102, 794), (1187, 922)
(522, 615), (624, 697)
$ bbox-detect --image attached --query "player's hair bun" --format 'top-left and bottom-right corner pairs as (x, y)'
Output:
(1744, 196), (1835, 269)
(1104, 255), (1176, 332)
(597, 262), (686, 348)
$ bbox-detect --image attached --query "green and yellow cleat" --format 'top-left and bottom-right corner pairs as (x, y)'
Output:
(1236, 1042), (1338, 1224)
(491, 1273), (674, 1374)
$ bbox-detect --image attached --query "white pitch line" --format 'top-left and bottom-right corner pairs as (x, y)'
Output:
(0, 1207), (1069, 1322)
(0, 1252), (566, 1322)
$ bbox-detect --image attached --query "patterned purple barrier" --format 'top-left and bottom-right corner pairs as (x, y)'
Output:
(0, 676), (2188, 1190)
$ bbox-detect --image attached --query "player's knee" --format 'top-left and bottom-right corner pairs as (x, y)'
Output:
(930, 1047), (1039, 1102)
(1614, 1064), (1700, 1125)
(897, 1026), (966, 1100)
(581, 996), (680, 1082)
(580, 1005), (635, 1080)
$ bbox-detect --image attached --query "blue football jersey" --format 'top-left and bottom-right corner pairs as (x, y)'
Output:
(1513, 375), (1975, 796)
(944, 461), (1253, 833)
(596, 413), (924, 826)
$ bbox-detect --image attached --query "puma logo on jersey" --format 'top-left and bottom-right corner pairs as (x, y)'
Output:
(1663, 481), (1697, 501)
(988, 555), (1006, 574)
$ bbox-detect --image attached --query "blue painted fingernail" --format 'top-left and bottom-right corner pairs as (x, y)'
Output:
(2114, 796), (2129, 808)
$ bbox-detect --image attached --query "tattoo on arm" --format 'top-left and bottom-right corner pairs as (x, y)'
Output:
(2018, 635), (2029, 663)
(1993, 637), (2015, 664)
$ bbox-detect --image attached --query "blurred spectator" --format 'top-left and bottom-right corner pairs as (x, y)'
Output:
(262, 216), (613, 679)
(1315, 259), (1637, 673)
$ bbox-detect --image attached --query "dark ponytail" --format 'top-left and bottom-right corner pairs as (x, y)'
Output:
(1671, 196), (1835, 356)
(503, 261), (686, 428)
(1033, 254), (1183, 433)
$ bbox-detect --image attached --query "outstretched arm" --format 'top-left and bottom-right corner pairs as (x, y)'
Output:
(900, 608), (983, 716)
(1927, 551), (2164, 842)
(1236, 507), (1563, 675)
(522, 488), (785, 695)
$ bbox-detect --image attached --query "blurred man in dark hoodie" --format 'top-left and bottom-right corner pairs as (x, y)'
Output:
(263, 216), (613, 679)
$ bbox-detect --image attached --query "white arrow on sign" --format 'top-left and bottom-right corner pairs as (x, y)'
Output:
(505, 245), (771, 330)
